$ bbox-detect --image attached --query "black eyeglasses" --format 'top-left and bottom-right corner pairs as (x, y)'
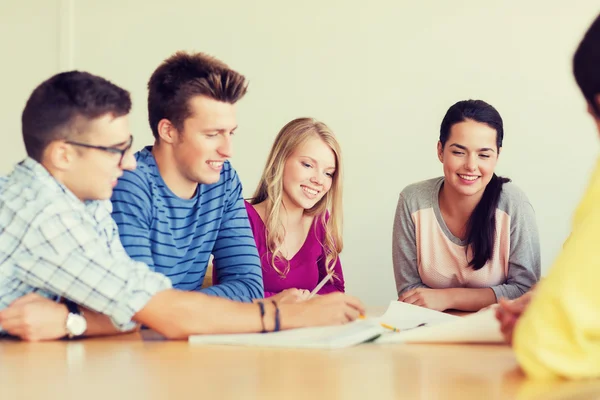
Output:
(66, 135), (134, 167)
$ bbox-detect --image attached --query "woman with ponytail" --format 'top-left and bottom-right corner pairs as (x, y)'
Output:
(246, 118), (345, 303)
(392, 100), (540, 311)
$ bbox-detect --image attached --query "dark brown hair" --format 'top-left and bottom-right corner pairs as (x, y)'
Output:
(440, 100), (510, 270)
(147, 51), (248, 139)
(21, 71), (131, 162)
(573, 13), (600, 116)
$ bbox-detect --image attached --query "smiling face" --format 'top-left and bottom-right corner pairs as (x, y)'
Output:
(281, 135), (337, 212)
(171, 95), (237, 185)
(437, 119), (500, 199)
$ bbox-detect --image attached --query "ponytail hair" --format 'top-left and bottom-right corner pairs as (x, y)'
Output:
(465, 173), (511, 270)
(440, 100), (509, 270)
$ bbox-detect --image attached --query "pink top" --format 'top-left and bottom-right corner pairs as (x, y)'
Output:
(244, 201), (345, 297)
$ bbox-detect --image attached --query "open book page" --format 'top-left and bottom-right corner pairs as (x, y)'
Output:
(376, 306), (504, 344)
(188, 319), (385, 349)
(376, 301), (459, 329)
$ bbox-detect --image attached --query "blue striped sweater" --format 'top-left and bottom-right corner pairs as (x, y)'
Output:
(110, 146), (263, 302)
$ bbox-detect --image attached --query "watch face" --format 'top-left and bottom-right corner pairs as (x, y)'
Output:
(67, 314), (87, 336)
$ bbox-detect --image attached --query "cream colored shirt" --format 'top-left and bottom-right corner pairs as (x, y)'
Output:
(393, 177), (541, 300)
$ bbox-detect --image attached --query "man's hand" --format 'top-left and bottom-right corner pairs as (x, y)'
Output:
(0, 293), (68, 341)
(495, 291), (534, 345)
(398, 288), (450, 311)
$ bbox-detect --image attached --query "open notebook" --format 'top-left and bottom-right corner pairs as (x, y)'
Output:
(188, 301), (504, 348)
(189, 319), (385, 349)
(375, 303), (504, 344)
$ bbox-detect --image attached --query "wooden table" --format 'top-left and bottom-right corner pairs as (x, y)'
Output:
(2, 332), (600, 400)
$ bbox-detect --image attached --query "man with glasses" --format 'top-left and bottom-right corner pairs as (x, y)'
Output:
(66, 135), (134, 168)
(0, 71), (364, 341)
(109, 51), (264, 302)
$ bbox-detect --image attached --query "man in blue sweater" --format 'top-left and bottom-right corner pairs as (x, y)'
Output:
(110, 52), (263, 302)
(0, 70), (364, 341)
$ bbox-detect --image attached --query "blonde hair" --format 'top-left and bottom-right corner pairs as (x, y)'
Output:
(250, 117), (343, 277)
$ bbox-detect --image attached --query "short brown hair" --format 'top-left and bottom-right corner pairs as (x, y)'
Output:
(22, 71), (131, 162)
(147, 51), (248, 139)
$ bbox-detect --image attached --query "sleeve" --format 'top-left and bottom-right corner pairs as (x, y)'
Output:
(490, 201), (541, 301)
(204, 169), (264, 302)
(14, 210), (172, 330)
(513, 208), (600, 379)
(110, 170), (156, 268)
(392, 193), (428, 296)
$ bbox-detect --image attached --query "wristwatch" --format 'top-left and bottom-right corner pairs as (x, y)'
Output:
(64, 300), (87, 338)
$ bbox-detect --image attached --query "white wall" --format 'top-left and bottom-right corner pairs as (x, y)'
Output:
(2, 0), (599, 305)
(0, 0), (64, 172)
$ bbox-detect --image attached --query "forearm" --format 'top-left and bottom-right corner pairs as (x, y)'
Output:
(133, 290), (302, 339)
(398, 281), (428, 297)
(80, 307), (138, 337)
(442, 288), (497, 311)
(491, 281), (531, 301)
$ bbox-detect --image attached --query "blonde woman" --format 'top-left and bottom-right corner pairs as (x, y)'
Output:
(246, 118), (344, 303)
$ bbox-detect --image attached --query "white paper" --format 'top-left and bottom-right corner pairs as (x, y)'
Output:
(376, 301), (459, 329)
(188, 319), (384, 349)
(376, 306), (504, 344)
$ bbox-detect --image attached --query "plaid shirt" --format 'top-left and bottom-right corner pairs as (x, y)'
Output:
(0, 158), (172, 331)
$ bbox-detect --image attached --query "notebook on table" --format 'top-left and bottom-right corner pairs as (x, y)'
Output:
(189, 319), (384, 349)
(188, 300), (504, 348)
(375, 302), (504, 344)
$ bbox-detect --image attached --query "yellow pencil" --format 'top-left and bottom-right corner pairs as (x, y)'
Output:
(380, 322), (426, 333)
(380, 323), (400, 333)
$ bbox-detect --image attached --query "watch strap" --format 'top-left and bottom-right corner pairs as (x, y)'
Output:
(64, 299), (81, 315)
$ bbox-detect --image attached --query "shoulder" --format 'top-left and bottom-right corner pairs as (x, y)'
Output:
(244, 200), (257, 219)
(243, 200), (265, 237)
(1, 174), (74, 226)
(497, 180), (533, 215)
(398, 177), (442, 212)
(112, 148), (157, 205)
(221, 160), (240, 185)
(245, 200), (267, 223)
(200, 161), (239, 195)
(117, 148), (156, 190)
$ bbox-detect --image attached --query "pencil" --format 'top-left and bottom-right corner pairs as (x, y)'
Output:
(380, 322), (427, 333)
(380, 323), (400, 333)
(308, 271), (334, 299)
